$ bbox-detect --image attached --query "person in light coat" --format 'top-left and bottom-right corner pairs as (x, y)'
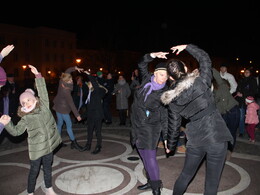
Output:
(219, 64), (238, 95)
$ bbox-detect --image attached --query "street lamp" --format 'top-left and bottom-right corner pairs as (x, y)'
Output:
(22, 65), (27, 70)
(76, 58), (81, 66)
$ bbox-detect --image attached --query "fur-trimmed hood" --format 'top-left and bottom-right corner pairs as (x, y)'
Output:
(17, 97), (40, 117)
(161, 69), (199, 105)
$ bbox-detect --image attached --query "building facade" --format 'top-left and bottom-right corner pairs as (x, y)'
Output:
(0, 23), (77, 84)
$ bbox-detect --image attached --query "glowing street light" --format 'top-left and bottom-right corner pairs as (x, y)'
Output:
(76, 58), (82, 66)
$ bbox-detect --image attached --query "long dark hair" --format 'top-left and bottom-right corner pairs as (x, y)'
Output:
(167, 59), (187, 81)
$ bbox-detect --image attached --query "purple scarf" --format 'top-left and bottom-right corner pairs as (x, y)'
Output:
(140, 75), (166, 101)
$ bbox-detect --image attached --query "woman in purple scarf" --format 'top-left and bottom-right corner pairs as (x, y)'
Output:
(130, 51), (169, 195)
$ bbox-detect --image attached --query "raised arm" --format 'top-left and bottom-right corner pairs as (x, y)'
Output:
(138, 52), (168, 83)
(171, 44), (212, 87)
(28, 65), (50, 107)
(212, 68), (225, 86)
(0, 45), (14, 63)
(64, 66), (84, 74)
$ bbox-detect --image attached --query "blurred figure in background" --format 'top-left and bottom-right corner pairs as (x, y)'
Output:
(103, 73), (115, 125)
(72, 75), (88, 123)
(113, 75), (131, 126)
(219, 64), (237, 95)
(235, 68), (257, 137)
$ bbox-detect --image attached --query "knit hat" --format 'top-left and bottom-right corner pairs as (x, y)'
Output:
(96, 71), (103, 76)
(19, 89), (36, 105)
(0, 66), (7, 86)
(246, 96), (254, 103)
(154, 62), (167, 72)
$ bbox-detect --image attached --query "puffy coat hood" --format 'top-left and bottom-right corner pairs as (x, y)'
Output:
(161, 69), (199, 105)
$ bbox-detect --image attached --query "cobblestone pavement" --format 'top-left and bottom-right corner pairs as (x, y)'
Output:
(0, 117), (260, 195)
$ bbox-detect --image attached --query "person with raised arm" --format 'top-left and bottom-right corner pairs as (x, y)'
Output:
(4, 65), (62, 195)
(130, 51), (169, 195)
(161, 44), (233, 195)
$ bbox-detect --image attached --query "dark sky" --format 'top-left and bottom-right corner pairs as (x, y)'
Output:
(0, 2), (259, 61)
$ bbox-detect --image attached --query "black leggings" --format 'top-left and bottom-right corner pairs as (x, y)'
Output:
(27, 152), (53, 193)
(173, 142), (227, 195)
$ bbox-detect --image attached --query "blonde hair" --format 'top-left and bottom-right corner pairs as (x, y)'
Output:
(60, 73), (72, 82)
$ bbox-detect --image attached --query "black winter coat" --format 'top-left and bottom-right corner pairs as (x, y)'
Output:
(161, 44), (233, 151)
(85, 75), (107, 120)
(236, 76), (257, 108)
(130, 54), (168, 150)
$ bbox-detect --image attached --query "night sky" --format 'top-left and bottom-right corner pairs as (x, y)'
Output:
(0, 1), (259, 62)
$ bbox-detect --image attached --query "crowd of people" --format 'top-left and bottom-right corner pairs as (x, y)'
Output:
(0, 43), (259, 195)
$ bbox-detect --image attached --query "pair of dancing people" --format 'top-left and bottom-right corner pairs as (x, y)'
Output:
(131, 44), (233, 195)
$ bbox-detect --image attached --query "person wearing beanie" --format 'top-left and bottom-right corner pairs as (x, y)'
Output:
(4, 65), (62, 195)
(52, 66), (84, 150)
(245, 96), (259, 143)
(130, 51), (169, 194)
(0, 44), (14, 88)
(96, 71), (105, 86)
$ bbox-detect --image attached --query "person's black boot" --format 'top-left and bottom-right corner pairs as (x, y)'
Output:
(80, 143), (91, 152)
(61, 142), (67, 147)
(150, 180), (162, 195)
(71, 140), (83, 150)
(91, 146), (102, 154)
(137, 180), (151, 190)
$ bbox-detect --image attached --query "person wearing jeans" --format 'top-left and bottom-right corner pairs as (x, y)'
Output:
(28, 153), (53, 193)
(56, 112), (75, 141)
(173, 143), (227, 195)
(161, 44), (233, 195)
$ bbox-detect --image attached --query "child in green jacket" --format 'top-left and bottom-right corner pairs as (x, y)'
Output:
(5, 65), (62, 195)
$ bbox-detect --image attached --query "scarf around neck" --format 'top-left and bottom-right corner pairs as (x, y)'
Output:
(140, 75), (165, 101)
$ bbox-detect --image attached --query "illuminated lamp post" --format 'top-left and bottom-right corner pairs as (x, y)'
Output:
(76, 58), (82, 66)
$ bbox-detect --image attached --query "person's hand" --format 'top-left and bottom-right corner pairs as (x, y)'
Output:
(0, 115), (11, 125)
(164, 140), (171, 153)
(77, 116), (82, 121)
(236, 92), (243, 97)
(83, 70), (90, 75)
(75, 66), (84, 73)
(0, 45), (14, 58)
(28, 65), (39, 75)
(150, 52), (169, 59)
(170, 45), (187, 55)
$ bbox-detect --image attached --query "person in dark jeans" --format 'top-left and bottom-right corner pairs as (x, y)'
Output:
(28, 153), (54, 194)
(4, 65), (62, 195)
(212, 68), (240, 155)
(235, 68), (257, 137)
(161, 44), (233, 195)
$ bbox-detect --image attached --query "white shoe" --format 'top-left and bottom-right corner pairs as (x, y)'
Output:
(45, 187), (58, 195)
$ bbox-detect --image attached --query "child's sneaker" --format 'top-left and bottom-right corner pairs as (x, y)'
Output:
(251, 140), (255, 144)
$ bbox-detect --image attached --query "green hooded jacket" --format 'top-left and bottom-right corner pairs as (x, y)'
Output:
(5, 77), (62, 160)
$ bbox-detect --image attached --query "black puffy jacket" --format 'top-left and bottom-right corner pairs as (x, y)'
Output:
(161, 44), (233, 151)
(130, 54), (168, 150)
